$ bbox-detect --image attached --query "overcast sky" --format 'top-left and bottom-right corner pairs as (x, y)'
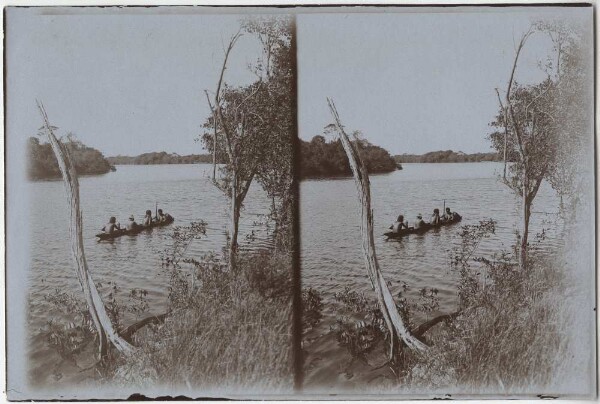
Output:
(7, 6), (592, 157)
(297, 7), (591, 155)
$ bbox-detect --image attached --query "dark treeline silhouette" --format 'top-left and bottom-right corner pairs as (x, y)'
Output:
(301, 135), (397, 178)
(107, 152), (214, 165)
(28, 136), (113, 180)
(395, 150), (502, 163)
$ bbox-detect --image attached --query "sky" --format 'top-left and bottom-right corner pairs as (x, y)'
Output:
(6, 7), (267, 156)
(297, 7), (592, 155)
(7, 6), (592, 157)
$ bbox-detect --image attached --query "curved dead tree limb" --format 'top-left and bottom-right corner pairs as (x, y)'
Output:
(37, 100), (135, 358)
(411, 310), (462, 340)
(326, 98), (427, 358)
(121, 312), (169, 343)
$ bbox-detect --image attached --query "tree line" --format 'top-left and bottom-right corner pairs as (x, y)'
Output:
(395, 150), (502, 163)
(27, 136), (113, 180)
(300, 135), (397, 178)
(107, 152), (214, 165)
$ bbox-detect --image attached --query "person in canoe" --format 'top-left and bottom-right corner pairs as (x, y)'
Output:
(143, 210), (153, 227)
(155, 209), (173, 223)
(125, 215), (139, 231)
(442, 207), (461, 222)
(389, 215), (408, 233)
(102, 216), (121, 234)
(414, 213), (428, 230)
(430, 208), (441, 226)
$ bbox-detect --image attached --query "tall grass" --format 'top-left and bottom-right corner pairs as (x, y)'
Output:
(110, 250), (293, 394)
(403, 254), (570, 395)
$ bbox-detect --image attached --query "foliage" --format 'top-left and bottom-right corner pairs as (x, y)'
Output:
(335, 316), (387, 360)
(41, 283), (150, 365)
(201, 17), (294, 270)
(27, 135), (113, 180)
(300, 135), (397, 178)
(489, 78), (559, 198)
(333, 286), (371, 312)
(488, 22), (590, 270)
(450, 219), (497, 308)
(302, 287), (324, 329)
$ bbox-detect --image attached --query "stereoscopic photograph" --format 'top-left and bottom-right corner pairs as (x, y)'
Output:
(4, 3), (597, 401)
(6, 7), (295, 399)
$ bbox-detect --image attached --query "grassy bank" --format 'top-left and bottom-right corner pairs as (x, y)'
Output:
(108, 250), (293, 394)
(402, 253), (570, 394)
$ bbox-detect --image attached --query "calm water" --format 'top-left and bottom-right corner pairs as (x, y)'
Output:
(300, 162), (562, 391)
(27, 164), (273, 384)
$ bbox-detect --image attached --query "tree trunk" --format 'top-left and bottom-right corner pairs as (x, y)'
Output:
(212, 132), (217, 180)
(503, 127), (508, 179)
(229, 170), (240, 272)
(520, 182), (531, 271)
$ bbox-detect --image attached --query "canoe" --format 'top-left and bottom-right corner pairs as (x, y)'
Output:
(384, 215), (462, 239)
(96, 216), (174, 241)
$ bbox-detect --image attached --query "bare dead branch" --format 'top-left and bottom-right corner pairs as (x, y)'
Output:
(326, 97), (427, 357)
(37, 100), (135, 358)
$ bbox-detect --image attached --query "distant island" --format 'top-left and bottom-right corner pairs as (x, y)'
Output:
(301, 135), (397, 178)
(395, 150), (502, 164)
(28, 137), (114, 180)
(107, 152), (214, 165)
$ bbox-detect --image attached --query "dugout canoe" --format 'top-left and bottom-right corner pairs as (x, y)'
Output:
(384, 215), (462, 239)
(96, 216), (174, 241)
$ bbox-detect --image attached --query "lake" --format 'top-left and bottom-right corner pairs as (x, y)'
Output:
(27, 163), (274, 385)
(300, 162), (563, 392)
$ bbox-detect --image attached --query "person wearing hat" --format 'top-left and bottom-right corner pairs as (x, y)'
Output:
(389, 214), (408, 233)
(102, 216), (121, 234)
(414, 213), (427, 230)
(125, 214), (138, 231)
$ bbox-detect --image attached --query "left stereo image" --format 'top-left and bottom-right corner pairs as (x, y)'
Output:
(5, 8), (297, 400)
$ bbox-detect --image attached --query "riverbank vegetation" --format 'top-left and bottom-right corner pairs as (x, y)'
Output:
(107, 152), (215, 165)
(300, 135), (397, 178)
(395, 150), (502, 164)
(28, 136), (114, 180)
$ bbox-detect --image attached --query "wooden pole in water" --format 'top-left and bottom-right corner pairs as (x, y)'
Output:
(155, 201), (158, 219)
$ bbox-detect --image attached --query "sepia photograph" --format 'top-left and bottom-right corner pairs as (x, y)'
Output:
(4, 3), (597, 401)
(6, 7), (296, 399)
(298, 6), (595, 398)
